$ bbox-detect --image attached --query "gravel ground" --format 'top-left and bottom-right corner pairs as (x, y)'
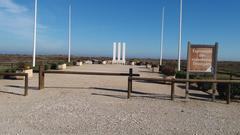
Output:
(0, 64), (239, 135)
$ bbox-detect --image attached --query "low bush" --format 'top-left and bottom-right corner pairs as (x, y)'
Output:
(16, 62), (31, 70)
(175, 71), (186, 79)
(217, 83), (240, 98)
(196, 75), (213, 91)
(197, 82), (213, 91)
(44, 64), (51, 70)
(58, 61), (65, 65)
(5, 68), (17, 73)
(161, 65), (176, 76)
(73, 61), (77, 65)
(3, 68), (17, 79)
(151, 64), (158, 68)
(50, 63), (58, 70)
(67, 62), (74, 66)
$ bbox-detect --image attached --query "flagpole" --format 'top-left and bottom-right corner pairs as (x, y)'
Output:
(177, 0), (183, 71)
(68, 4), (72, 63)
(160, 7), (165, 66)
(33, 0), (38, 67)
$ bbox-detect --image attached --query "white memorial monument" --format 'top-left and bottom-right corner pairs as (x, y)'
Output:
(112, 42), (126, 64)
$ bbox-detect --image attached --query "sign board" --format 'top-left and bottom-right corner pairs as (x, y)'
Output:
(187, 43), (218, 74)
(186, 42), (218, 100)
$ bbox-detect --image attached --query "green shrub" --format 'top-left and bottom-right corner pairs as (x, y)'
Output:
(197, 82), (213, 91)
(50, 63), (58, 70)
(16, 62), (31, 70)
(175, 71), (186, 79)
(196, 75), (213, 91)
(57, 61), (65, 65)
(3, 68), (17, 79)
(5, 68), (17, 73)
(44, 64), (51, 70)
(32, 65), (39, 72)
(175, 71), (198, 79)
(67, 62), (73, 66)
(151, 64), (158, 68)
(217, 83), (240, 98)
(161, 65), (176, 76)
(73, 61), (77, 65)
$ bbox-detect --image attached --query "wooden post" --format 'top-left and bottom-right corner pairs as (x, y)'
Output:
(171, 79), (175, 101)
(24, 74), (28, 96)
(212, 43), (218, 102)
(129, 68), (133, 92)
(186, 42), (191, 99)
(227, 83), (231, 104)
(39, 64), (45, 90)
(128, 68), (133, 98)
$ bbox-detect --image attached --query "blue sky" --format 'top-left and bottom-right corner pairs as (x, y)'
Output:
(0, 0), (239, 60)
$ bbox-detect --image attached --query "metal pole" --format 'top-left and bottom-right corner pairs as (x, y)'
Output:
(160, 7), (165, 66)
(32, 0), (38, 67)
(68, 4), (72, 63)
(177, 0), (183, 71)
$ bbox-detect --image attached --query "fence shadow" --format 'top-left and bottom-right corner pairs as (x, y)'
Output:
(92, 87), (178, 101)
(6, 85), (38, 90)
(0, 90), (24, 96)
(45, 86), (90, 90)
(91, 93), (126, 99)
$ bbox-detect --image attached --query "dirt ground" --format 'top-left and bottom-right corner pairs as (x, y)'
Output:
(0, 64), (239, 135)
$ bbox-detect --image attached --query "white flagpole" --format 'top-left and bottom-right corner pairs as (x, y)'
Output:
(68, 4), (72, 63)
(32, 0), (38, 67)
(177, 0), (183, 71)
(160, 7), (165, 66)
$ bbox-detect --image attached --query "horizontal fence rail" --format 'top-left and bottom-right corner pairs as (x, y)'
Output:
(44, 70), (140, 76)
(131, 77), (240, 84)
(0, 73), (28, 96)
(38, 65), (139, 90)
(128, 77), (240, 104)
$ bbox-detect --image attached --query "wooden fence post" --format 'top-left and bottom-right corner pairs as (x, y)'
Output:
(227, 83), (231, 104)
(212, 84), (216, 102)
(24, 74), (28, 96)
(39, 64), (45, 90)
(127, 68), (133, 98)
(171, 79), (175, 101)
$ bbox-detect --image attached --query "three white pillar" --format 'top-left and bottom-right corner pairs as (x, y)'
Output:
(112, 42), (126, 64)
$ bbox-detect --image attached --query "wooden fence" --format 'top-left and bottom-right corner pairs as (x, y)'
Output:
(0, 73), (28, 96)
(128, 76), (240, 104)
(38, 65), (140, 90)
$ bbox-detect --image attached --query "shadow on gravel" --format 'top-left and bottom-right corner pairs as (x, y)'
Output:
(176, 85), (229, 103)
(6, 85), (39, 90)
(91, 87), (178, 100)
(91, 93), (126, 99)
(45, 86), (90, 90)
(92, 87), (162, 95)
(0, 85), (37, 96)
(0, 90), (24, 96)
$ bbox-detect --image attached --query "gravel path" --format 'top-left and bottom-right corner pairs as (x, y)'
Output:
(0, 65), (239, 135)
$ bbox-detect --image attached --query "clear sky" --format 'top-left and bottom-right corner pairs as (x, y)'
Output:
(0, 0), (239, 60)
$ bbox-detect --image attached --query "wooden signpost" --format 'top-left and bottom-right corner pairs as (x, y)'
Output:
(186, 42), (218, 101)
